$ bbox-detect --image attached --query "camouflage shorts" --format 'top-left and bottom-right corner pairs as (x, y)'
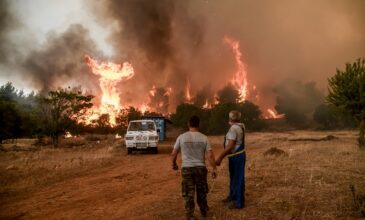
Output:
(181, 166), (209, 219)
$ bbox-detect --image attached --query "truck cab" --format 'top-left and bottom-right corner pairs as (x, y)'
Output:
(125, 120), (159, 154)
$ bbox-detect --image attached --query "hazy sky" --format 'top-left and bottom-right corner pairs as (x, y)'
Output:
(0, 0), (111, 91)
(13, 0), (112, 53)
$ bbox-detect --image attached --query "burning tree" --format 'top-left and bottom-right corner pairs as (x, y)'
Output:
(84, 55), (135, 126)
(327, 58), (365, 148)
(38, 89), (94, 147)
(148, 87), (170, 113)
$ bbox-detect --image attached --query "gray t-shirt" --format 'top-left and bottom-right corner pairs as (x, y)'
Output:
(225, 123), (245, 153)
(173, 131), (212, 168)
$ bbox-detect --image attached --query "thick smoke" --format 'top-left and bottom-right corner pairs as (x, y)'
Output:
(0, 3), (102, 99)
(274, 80), (323, 118)
(106, 0), (175, 70)
(91, 0), (365, 113)
(91, 0), (223, 112)
(21, 24), (101, 94)
(1, 0), (364, 115)
(0, 0), (20, 64)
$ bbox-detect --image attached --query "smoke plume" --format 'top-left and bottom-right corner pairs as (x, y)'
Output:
(21, 24), (101, 94)
(0, 0), (20, 64)
(90, 0), (365, 112)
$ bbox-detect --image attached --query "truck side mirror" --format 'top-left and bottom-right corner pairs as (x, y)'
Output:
(157, 129), (160, 133)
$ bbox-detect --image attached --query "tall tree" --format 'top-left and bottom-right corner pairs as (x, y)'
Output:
(39, 89), (93, 147)
(327, 58), (365, 147)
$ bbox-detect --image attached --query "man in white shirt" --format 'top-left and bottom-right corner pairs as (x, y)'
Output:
(171, 116), (217, 220)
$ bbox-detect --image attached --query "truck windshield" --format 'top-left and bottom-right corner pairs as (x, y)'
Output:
(128, 121), (155, 131)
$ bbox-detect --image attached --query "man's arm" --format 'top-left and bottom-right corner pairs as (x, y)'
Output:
(171, 148), (179, 170)
(206, 149), (216, 169)
(206, 149), (217, 178)
(216, 139), (236, 166)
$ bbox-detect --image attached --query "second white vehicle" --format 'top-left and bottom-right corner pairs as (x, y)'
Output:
(124, 120), (159, 154)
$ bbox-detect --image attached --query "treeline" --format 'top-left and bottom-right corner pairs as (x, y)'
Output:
(0, 83), (93, 146)
(0, 80), (357, 146)
(171, 83), (356, 133)
(0, 82), (163, 146)
(0, 83), (39, 141)
(171, 85), (265, 134)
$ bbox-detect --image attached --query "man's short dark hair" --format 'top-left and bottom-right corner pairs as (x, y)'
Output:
(189, 115), (200, 128)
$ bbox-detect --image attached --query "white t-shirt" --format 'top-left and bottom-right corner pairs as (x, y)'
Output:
(225, 123), (245, 153)
(173, 131), (211, 167)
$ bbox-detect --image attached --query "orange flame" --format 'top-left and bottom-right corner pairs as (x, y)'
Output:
(139, 103), (150, 114)
(224, 36), (248, 102)
(85, 55), (135, 126)
(203, 99), (210, 109)
(149, 85), (156, 97)
(267, 108), (285, 119)
(64, 131), (73, 139)
(213, 93), (219, 105)
(164, 87), (172, 96)
(186, 80), (192, 102)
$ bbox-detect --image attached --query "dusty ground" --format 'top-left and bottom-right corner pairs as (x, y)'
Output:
(0, 131), (365, 220)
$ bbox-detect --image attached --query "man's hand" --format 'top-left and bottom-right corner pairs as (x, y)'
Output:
(171, 149), (179, 170)
(216, 139), (235, 166)
(211, 168), (217, 179)
(172, 162), (179, 170)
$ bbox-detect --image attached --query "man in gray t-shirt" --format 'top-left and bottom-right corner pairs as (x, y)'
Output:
(173, 131), (211, 167)
(171, 116), (217, 220)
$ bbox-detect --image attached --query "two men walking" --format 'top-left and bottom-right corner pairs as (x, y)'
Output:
(171, 111), (246, 219)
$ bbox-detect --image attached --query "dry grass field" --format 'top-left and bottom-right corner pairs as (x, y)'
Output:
(0, 130), (364, 219)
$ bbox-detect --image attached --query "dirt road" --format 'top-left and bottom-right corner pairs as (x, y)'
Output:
(1, 131), (364, 219)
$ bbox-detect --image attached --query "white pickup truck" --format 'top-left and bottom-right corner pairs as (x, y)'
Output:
(124, 120), (159, 154)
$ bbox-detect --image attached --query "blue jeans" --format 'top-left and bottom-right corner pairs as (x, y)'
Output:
(228, 152), (246, 208)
